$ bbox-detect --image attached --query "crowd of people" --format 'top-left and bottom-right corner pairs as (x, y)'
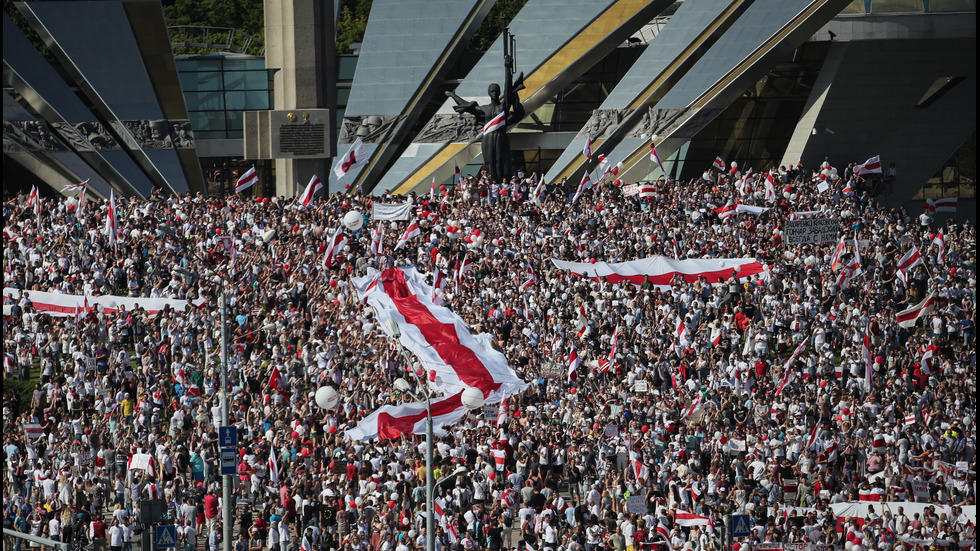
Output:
(2, 159), (976, 551)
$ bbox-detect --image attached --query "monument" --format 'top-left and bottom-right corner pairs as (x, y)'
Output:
(446, 29), (525, 184)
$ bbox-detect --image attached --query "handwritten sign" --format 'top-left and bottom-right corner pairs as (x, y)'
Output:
(784, 218), (838, 245)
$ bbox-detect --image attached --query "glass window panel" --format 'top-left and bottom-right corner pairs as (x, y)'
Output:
(189, 111), (227, 133)
(223, 71), (248, 91)
(222, 58), (251, 71)
(338, 56), (358, 80)
(929, 0), (975, 10)
(240, 70), (270, 90)
(871, 0), (923, 11)
(225, 112), (244, 131)
(184, 91), (226, 111)
(336, 88), (351, 106)
(179, 71), (223, 92)
(225, 91), (247, 111)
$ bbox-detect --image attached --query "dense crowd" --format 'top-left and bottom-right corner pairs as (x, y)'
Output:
(2, 161), (976, 551)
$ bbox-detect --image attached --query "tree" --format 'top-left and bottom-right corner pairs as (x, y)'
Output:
(336, 0), (372, 54)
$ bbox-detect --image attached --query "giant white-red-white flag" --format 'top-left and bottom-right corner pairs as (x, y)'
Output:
(298, 175), (323, 206)
(352, 267), (527, 403)
(394, 219), (420, 250)
(933, 197), (958, 213)
(897, 293), (935, 328)
(334, 138), (367, 179)
(235, 166), (258, 193)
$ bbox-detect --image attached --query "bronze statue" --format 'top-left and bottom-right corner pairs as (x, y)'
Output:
(445, 29), (525, 184)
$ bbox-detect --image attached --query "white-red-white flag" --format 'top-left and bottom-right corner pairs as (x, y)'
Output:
(583, 134), (593, 159)
(675, 510), (712, 528)
(764, 172), (777, 203)
(806, 422), (821, 449)
(933, 196), (958, 213)
(334, 138), (367, 179)
(831, 236), (847, 271)
(932, 230), (946, 263)
(897, 293), (935, 328)
(371, 221), (385, 256)
(571, 171), (591, 203)
(567, 345), (580, 382)
(321, 226), (348, 268)
(235, 166), (258, 193)
(863, 334), (873, 389)
(684, 391), (703, 417)
(497, 399), (509, 427)
(896, 246), (922, 284)
(106, 190), (119, 246)
(298, 175), (323, 206)
(431, 269), (446, 304)
(632, 460), (649, 480)
(650, 137), (665, 173)
(715, 200), (737, 219)
(394, 219), (420, 250)
(855, 155), (882, 175)
(520, 267), (536, 291)
(712, 157), (726, 171)
(483, 112), (506, 134)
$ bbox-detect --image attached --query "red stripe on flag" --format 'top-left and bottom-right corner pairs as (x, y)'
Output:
(380, 269), (502, 393)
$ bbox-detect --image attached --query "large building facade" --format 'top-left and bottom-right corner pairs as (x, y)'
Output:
(4, 0), (976, 207)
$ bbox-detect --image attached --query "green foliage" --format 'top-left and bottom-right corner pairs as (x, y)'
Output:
(468, 0), (528, 53)
(163, 0), (265, 54)
(336, 0), (372, 54)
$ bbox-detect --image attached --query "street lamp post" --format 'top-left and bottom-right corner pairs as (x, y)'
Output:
(384, 320), (485, 551)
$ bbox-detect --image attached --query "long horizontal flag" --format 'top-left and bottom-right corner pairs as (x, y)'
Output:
(897, 293), (935, 328)
(346, 391), (471, 441)
(552, 256), (766, 289)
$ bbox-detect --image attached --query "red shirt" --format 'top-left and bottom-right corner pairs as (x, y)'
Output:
(204, 494), (219, 518)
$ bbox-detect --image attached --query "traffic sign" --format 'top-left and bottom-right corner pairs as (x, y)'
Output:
(220, 448), (237, 476)
(156, 525), (177, 549)
(219, 425), (237, 449)
(731, 514), (752, 538)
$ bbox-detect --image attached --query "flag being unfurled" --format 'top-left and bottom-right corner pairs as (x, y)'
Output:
(235, 167), (258, 193)
(298, 175), (323, 206)
(394, 219), (420, 250)
(106, 190), (119, 246)
(583, 134), (593, 159)
(571, 171), (591, 203)
(897, 293), (935, 328)
(334, 138), (367, 179)
(855, 155), (882, 175)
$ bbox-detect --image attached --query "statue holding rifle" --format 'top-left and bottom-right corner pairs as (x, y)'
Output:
(446, 29), (525, 184)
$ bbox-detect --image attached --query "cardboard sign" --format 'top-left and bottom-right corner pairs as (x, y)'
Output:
(911, 479), (931, 501)
(604, 424), (620, 437)
(540, 362), (562, 379)
(625, 493), (647, 514)
(784, 218), (838, 245)
(634, 381), (649, 393)
(622, 184), (640, 197)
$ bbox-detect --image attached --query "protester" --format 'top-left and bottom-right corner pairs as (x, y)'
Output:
(2, 162), (976, 551)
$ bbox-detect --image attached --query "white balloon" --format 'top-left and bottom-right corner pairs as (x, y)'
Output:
(650, 135), (658, 142)
(314, 386), (339, 410)
(719, 261), (726, 268)
(343, 211), (364, 230)
(354, 497), (363, 507)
